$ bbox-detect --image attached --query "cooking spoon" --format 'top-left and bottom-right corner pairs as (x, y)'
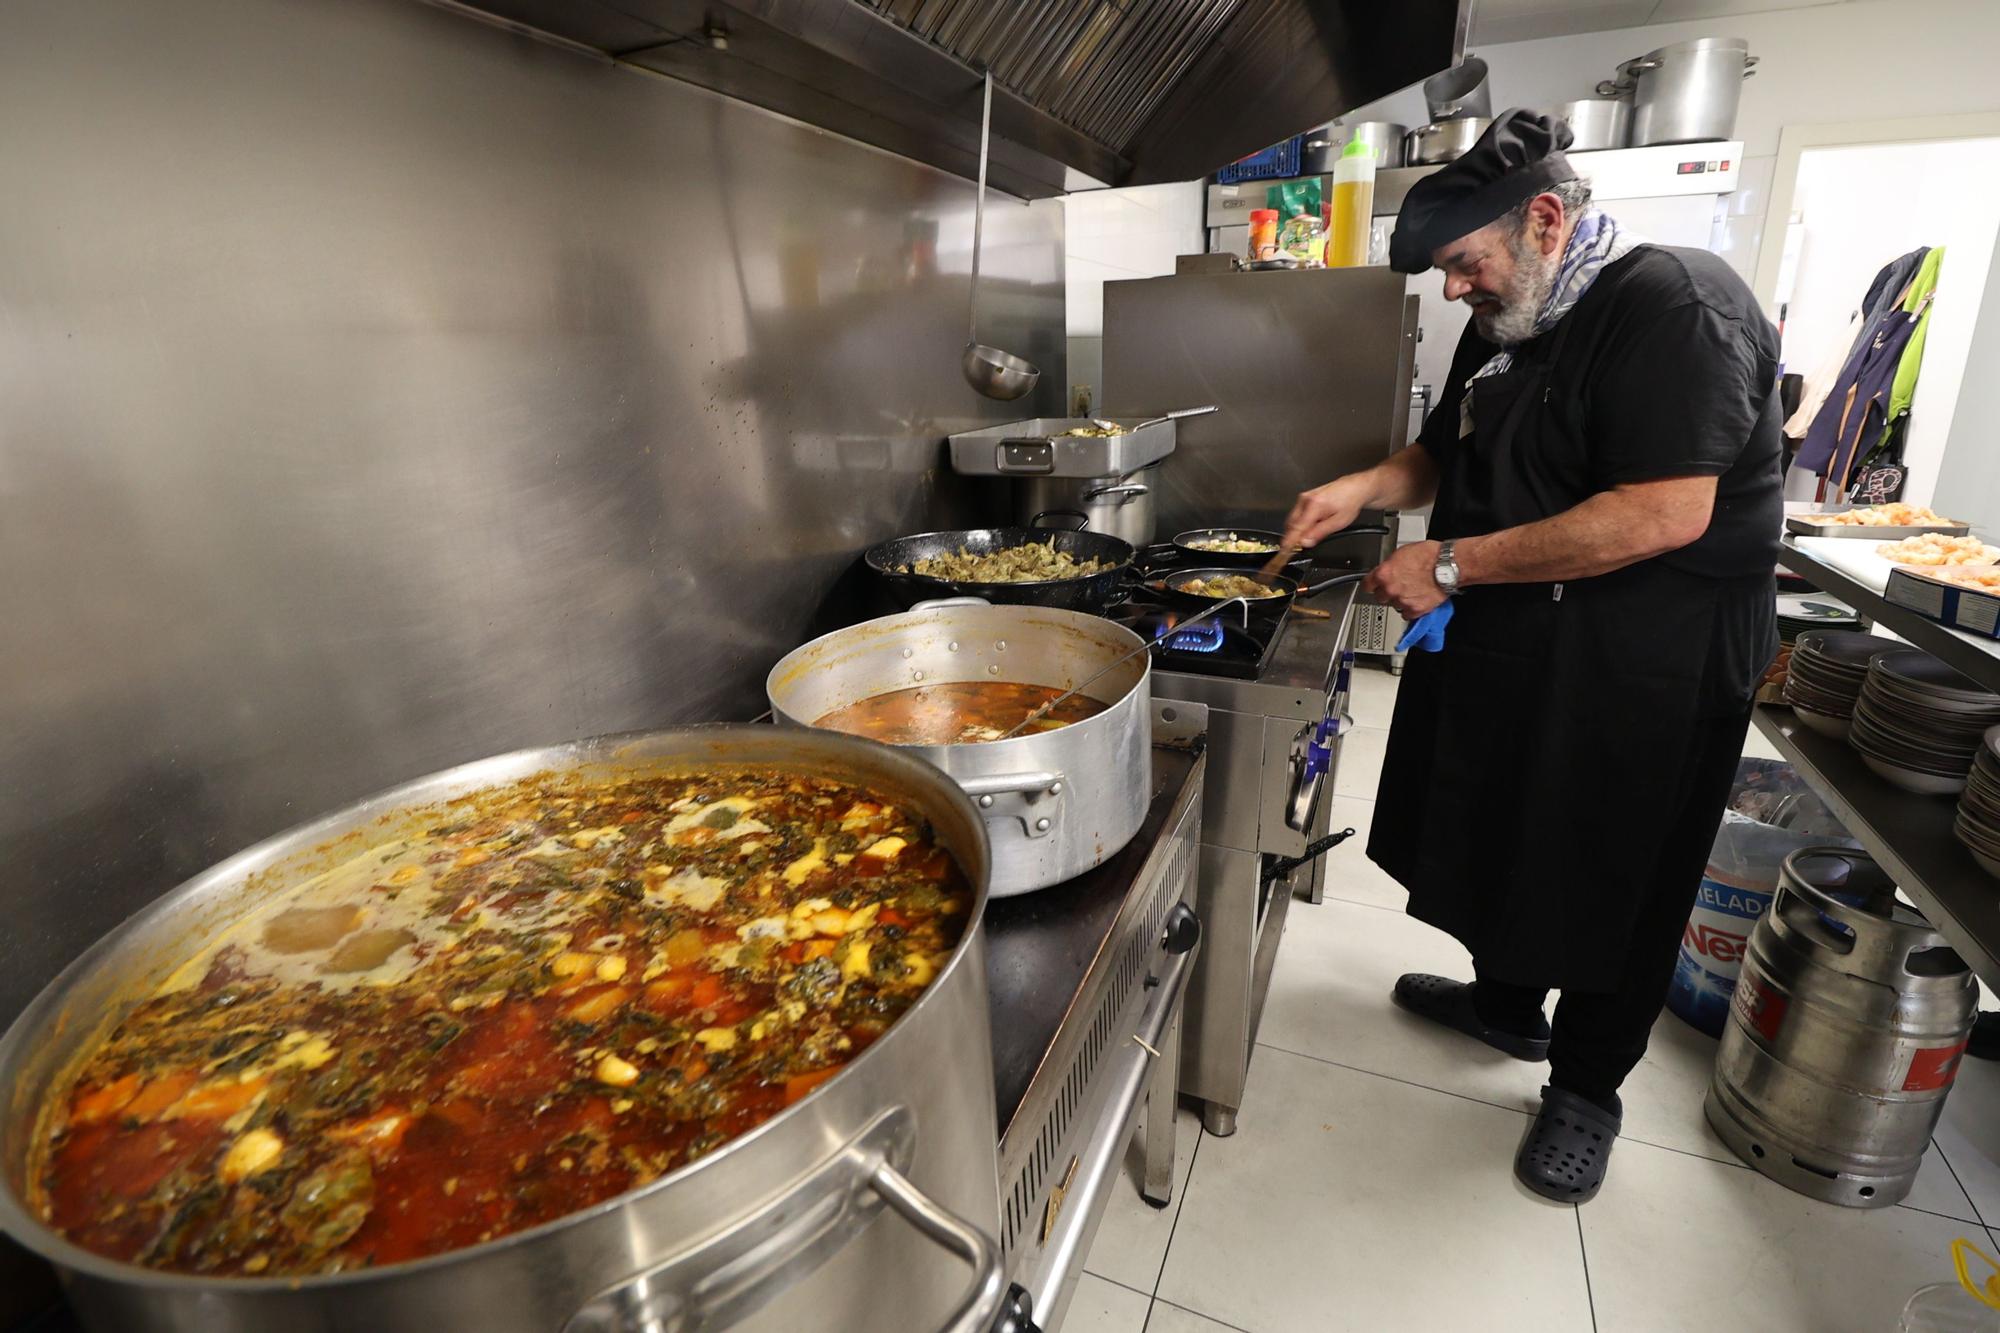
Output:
(962, 70), (1040, 402)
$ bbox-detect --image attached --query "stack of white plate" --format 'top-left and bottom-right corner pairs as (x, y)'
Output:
(1783, 631), (1901, 739)
(1954, 730), (2000, 878)
(1849, 650), (2000, 795)
(1777, 590), (1861, 643)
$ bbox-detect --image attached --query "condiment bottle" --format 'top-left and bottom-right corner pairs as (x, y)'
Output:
(1327, 136), (1376, 268)
(1247, 208), (1280, 263)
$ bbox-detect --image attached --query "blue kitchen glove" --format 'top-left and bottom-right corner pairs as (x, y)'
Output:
(1395, 600), (1454, 653)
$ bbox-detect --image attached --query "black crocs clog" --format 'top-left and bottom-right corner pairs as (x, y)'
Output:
(1390, 973), (1551, 1062)
(1516, 1085), (1622, 1203)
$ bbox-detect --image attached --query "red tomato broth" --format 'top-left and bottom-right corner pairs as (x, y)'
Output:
(33, 768), (971, 1276)
(813, 680), (1107, 745)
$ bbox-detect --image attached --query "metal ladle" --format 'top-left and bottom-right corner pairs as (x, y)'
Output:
(962, 70), (1040, 402)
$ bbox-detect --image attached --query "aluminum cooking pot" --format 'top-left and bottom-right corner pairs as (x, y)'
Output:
(1547, 98), (1631, 151)
(768, 602), (1151, 896)
(1423, 57), (1492, 122)
(1406, 118), (1491, 166)
(0, 726), (1004, 1333)
(1303, 121), (1406, 172)
(1598, 37), (1757, 146)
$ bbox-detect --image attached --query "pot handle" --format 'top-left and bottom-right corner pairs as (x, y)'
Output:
(561, 1107), (1004, 1333)
(1081, 483), (1149, 506)
(1031, 509), (1091, 531)
(959, 770), (1066, 840)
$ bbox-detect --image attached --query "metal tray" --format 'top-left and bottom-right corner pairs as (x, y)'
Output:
(1786, 516), (1972, 539)
(948, 416), (1178, 479)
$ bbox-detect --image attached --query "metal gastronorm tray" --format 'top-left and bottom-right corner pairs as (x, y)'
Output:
(1786, 516), (1972, 539)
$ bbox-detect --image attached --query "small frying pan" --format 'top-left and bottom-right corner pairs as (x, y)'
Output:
(1154, 567), (1366, 618)
(1169, 523), (1392, 568)
(1169, 527), (1288, 568)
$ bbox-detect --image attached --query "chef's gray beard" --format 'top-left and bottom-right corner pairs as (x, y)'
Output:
(1468, 228), (1561, 347)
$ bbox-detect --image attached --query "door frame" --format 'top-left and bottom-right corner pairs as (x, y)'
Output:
(1755, 111), (2000, 309)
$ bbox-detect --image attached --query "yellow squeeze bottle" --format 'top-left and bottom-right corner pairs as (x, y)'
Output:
(1327, 135), (1376, 268)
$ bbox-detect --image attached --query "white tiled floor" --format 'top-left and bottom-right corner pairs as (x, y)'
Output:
(1071, 662), (2000, 1333)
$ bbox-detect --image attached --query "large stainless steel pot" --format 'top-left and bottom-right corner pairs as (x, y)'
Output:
(1598, 37), (1757, 146)
(768, 603), (1151, 897)
(1547, 98), (1631, 152)
(1017, 473), (1155, 546)
(0, 727), (1004, 1333)
(1405, 118), (1491, 166)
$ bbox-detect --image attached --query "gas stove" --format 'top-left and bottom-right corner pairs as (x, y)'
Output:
(1106, 545), (1332, 680)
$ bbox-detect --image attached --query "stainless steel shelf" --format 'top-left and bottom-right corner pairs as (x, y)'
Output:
(1753, 706), (2000, 990)
(1780, 540), (2000, 692)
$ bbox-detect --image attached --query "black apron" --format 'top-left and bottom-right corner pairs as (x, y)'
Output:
(1368, 264), (1761, 993)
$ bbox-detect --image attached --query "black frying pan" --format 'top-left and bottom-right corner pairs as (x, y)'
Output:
(1168, 527), (1288, 568)
(864, 526), (1135, 612)
(1153, 566), (1366, 618)
(1168, 523), (1393, 568)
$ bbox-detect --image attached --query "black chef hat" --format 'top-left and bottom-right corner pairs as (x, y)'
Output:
(1389, 109), (1579, 274)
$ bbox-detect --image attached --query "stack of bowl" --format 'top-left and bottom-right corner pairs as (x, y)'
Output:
(1849, 650), (2000, 795)
(1784, 631), (1901, 739)
(1955, 729), (2000, 878)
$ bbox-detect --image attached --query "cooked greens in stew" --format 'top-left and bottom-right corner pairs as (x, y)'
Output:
(902, 542), (1114, 584)
(33, 768), (970, 1277)
(815, 681), (1107, 745)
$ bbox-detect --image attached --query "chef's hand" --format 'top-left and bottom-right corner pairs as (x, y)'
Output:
(1365, 541), (1448, 620)
(1282, 478), (1367, 552)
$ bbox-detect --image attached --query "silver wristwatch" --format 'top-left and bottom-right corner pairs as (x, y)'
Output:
(1434, 540), (1462, 596)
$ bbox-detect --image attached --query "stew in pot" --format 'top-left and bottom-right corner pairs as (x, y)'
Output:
(32, 767), (970, 1277)
(815, 682), (1106, 745)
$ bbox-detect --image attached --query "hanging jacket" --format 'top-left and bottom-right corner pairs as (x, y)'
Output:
(1802, 300), (1929, 489)
(1784, 246), (1928, 438)
(1884, 246), (1945, 439)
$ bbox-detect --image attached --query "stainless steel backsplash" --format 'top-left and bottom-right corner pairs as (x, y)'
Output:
(0, 0), (1063, 1031)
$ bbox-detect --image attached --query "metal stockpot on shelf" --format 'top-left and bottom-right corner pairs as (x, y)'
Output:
(1304, 121), (1405, 172)
(0, 726), (1005, 1333)
(1599, 37), (1757, 146)
(768, 602), (1152, 897)
(1405, 118), (1491, 166)
(1016, 471), (1156, 546)
(1705, 847), (1978, 1208)
(1547, 98), (1631, 151)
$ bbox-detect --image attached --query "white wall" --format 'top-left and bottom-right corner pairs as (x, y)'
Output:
(1935, 223), (2000, 534)
(1062, 181), (1206, 412)
(1346, 0), (2000, 294)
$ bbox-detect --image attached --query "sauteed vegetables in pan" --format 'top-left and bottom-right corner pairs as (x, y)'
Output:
(33, 768), (969, 1277)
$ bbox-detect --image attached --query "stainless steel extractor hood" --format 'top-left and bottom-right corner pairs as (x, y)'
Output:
(431, 0), (1468, 197)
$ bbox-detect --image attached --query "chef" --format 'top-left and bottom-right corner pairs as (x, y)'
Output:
(1282, 110), (1782, 1203)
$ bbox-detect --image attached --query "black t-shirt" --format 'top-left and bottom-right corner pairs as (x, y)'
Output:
(1417, 244), (1785, 582)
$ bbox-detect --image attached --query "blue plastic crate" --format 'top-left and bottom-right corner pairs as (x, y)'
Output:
(1214, 135), (1305, 184)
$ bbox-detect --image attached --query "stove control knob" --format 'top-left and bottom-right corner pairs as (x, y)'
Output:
(1161, 903), (1201, 956)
